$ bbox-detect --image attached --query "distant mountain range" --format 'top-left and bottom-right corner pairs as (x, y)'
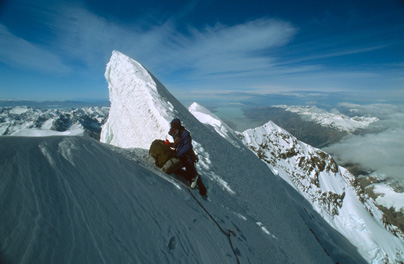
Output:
(0, 100), (109, 109)
(0, 106), (109, 139)
(242, 105), (378, 148)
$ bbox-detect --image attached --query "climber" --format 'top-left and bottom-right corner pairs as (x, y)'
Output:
(163, 118), (207, 197)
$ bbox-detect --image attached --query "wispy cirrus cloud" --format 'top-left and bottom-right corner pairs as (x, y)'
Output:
(173, 19), (296, 71)
(0, 24), (70, 73)
(46, 5), (297, 77)
(1, 1), (403, 103)
(279, 44), (392, 66)
(17, 2), (299, 88)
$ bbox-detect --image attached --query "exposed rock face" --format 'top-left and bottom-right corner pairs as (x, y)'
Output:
(238, 121), (345, 217)
(236, 120), (404, 263)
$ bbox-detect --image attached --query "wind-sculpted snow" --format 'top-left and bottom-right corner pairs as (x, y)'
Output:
(0, 133), (340, 264)
(101, 50), (176, 149)
(0, 135), (259, 263)
(189, 102), (242, 149)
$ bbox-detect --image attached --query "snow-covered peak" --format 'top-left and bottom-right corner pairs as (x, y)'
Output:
(243, 120), (293, 144)
(238, 120), (404, 263)
(188, 102), (242, 148)
(9, 106), (30, 115)
(101, 50), (177, 149)
(274, 105), (378, 132)
(241, 120), (350, 203)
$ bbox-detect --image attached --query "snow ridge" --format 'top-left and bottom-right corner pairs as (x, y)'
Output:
(99, 51), (236, 193)
(0, 136), (248, 264)
(188, 102), (242, 148)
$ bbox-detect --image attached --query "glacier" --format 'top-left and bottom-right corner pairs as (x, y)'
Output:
(0, 50), (373, 263)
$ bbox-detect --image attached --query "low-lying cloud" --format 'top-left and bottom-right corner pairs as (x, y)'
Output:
(324, 103), (404, 182)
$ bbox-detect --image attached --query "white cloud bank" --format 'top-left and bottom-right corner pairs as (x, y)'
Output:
(324, 103), (404, 182)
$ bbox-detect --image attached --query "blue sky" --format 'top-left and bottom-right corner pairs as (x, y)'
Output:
(0, 0), (403, 106)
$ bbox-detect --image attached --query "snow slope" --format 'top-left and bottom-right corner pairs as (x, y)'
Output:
(0, 135), (261, 263)
(188, 102), (242, 149)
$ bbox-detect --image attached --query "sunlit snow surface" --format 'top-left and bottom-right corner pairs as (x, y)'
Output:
(188, 102), (242, 149)
(100, 51), (236, 193)
(100, 50), (175, 149)
(373, 184), (404, 212)
(0, 135), (256, 263)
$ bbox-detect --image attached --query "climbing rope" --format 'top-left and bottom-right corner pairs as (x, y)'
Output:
(178, 179), (241, 264)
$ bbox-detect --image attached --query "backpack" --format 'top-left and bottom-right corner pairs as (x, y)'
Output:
(149, 139), (176, 168)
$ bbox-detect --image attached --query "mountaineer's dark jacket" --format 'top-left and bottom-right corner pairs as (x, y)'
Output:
(172, 127), (195, 163)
